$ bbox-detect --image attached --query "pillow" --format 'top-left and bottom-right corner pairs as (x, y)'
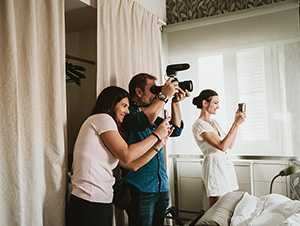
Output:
(195, 191), (246, 226)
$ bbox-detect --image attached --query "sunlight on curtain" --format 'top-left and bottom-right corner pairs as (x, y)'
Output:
(97, 0), (163, 94)
(0, 1), (66, 225)
(166, 4), (300, 156)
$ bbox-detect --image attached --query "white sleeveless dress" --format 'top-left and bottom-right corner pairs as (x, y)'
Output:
(192, 118), (239, 197)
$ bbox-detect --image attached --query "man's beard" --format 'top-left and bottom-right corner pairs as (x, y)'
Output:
(137, 98), (154, 108)
(137, 103), (151, 108)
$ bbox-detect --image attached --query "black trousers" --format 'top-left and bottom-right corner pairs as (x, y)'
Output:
(66, 195), (112, 226)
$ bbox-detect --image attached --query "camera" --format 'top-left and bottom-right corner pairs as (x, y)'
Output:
(238, 103), (246, 112)
(150, 63), (193, 94)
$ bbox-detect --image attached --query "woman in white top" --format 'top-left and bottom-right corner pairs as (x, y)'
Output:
(66, 86), (173, 226)
(192, 89), (246, 207)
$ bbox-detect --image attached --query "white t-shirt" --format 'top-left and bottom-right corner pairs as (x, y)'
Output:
(71, 113), (119, 203)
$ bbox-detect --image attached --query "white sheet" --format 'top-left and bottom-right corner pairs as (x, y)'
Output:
(230, 193), (300, 226)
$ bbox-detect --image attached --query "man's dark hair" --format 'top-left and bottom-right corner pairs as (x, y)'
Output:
(128, 73), (157, 98)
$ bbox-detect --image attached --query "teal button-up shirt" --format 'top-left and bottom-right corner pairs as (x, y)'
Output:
(121, 103), (183, 193)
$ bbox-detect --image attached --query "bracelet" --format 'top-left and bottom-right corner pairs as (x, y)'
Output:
(153, 145), (160, 152)
(152, 133), (161, 141)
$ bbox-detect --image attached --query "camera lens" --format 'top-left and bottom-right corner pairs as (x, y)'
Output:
(179, 80), (193, 92)
(150, 80), (193, 94)
(150, 85), (162, 94)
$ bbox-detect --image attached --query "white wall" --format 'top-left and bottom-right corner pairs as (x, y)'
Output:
(166, 8), (300, 57)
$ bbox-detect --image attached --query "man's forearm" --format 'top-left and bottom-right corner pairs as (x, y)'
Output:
(171, 101), (182, 127)
(143, 98), (166, 124)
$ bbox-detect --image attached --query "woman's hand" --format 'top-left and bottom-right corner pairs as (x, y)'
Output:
(155, 117), (173, 140)
(159, 127), (175, 146)
(234, 109), (246, 125)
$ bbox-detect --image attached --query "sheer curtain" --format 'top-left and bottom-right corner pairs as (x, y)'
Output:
(97, 0), (163, 94)
(0, 1), (66, 225)
(166, 2), (300, 156)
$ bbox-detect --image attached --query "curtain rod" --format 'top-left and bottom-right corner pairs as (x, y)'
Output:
(66, 54), (95, 65)
(158, 18), (167, 31)
(158, 18), (166, 26)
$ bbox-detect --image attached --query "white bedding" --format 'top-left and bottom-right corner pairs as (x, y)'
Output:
(230, 193), (300, 226)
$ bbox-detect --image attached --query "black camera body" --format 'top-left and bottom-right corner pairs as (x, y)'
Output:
(150, 63), (193, 94)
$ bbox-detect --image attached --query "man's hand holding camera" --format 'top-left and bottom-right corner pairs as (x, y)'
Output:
(172, 87), (190, 103)
(160, 77), (179, 100)
(160, 78), (190, 103)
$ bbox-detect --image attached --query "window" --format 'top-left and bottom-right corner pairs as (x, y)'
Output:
(236, 49), (269, 141)
(168, 42), (300, 156)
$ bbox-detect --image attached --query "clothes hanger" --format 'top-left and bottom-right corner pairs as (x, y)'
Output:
(66, 71), (81, 86)
(66, 54), (93, 86)
(66, 62), (86, 79)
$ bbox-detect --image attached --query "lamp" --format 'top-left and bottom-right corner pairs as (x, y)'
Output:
(270, 165), (300, 194)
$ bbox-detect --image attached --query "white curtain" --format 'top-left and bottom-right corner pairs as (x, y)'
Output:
(0, 1), (66, 225)
(97, 1), (163, 224)
(97, 0), (163, 94)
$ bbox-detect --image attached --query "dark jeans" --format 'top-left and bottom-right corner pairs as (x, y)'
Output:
(66, 194), (112, 226)
(126, 185), (169, 226)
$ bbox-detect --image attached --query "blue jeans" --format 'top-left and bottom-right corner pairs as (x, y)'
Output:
(126, 185), (169, 226)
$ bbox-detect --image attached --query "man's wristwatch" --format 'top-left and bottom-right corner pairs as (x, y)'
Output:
(158, 92), (168, 103)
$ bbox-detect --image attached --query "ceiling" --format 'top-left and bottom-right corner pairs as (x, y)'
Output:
(65, 0), (97, 34)
(65, 0), (87, 11)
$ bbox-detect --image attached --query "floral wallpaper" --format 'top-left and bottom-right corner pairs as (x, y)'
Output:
(166, 0), (287, 24)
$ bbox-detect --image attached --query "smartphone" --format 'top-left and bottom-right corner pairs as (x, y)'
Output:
(238, 103), (246, 112)
(164, 109), (169, 119)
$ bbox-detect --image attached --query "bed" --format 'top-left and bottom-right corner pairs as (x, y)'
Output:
(192, 191), (300, 226)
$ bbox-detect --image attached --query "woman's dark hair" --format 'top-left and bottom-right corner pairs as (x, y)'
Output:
(91, 86), (129, 120)
(192, 89), (218, 109)
(128, 73), (157, 98)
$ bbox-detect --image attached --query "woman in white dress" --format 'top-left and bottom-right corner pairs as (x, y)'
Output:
(192, 89), (246, 207)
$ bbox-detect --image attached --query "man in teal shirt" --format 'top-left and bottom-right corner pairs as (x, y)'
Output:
(120, 73), (190, 226)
